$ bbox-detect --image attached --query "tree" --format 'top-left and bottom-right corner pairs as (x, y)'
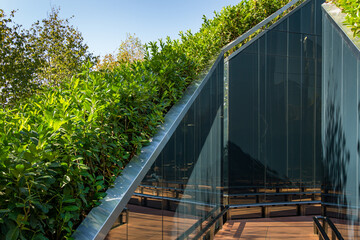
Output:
(0, 7), (97, 107)
(117, 33), (145, 63)
(96, 33), (145, 70)
(0, 9), (42, 107)
(29, 7), (97, 86)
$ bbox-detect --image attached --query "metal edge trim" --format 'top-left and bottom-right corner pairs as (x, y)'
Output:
(322, 3), (360, 59)
(222, 0), (302, 53)
(226, 0), (313, 62)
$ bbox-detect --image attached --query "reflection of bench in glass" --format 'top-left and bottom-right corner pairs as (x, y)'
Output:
(322, 202), (360, 221)
(227, 185), (321, 192)
(224, 190), (321, 204)
(135, 184), (222, 199)
(136, 184), (183, 198)
(133, 184), (321, 218)
(132, 192), (218, 210)
(322, 192), (351, 205)
(229, 201), (321, 218)
(224, 185), (321, 205)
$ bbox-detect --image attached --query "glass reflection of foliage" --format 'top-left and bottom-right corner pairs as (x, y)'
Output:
(324, 102), (350, 204)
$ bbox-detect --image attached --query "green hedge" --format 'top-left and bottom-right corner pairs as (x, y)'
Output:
(332, 0), (360, 37)
(0, 0), (289, 239)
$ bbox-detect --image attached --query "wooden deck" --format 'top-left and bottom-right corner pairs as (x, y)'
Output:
(106, 204), (355, 239)
(106, 204), (198, 240)
(215, 216), (318, 239)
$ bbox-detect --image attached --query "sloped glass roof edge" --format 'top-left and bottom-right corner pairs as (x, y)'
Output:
(222, 0), (304, 54)
(72, 51), (224, 240)
(225, 0), (314, 61)
(322, 2), (360, 56)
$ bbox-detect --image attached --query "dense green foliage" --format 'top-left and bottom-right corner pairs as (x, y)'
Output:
(332, 0), (360, 37)
(1, 0), (291, 239)
(0, 62), (183, 239)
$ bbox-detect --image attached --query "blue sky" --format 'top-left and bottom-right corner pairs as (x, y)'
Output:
(2, 0), (240, 57)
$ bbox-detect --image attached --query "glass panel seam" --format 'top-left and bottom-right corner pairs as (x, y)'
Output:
(286, 18), (290, 179)
(300, 32), (303, 189)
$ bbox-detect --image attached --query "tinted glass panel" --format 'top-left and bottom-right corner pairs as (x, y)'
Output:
(228, 0), (323, 213)
(322, 7), (360, 238)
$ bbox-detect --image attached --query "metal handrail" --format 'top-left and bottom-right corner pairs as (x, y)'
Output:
(322, 202), (360, 210)
(313, 217), (330, 240)
(326, 217), (344, 240)
(230, 200), (321, 209)
(225, 191), (321, 197)
(176, 206), (222, 240)
(314, 216), (344, 240)
(133, 193), (218, 207)
(192, 206), (229, 240)
(222, 0), (302, 53)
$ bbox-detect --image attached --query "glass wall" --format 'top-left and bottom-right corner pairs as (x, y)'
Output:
(74, 1), (331, 239)
(227, 0), (323, 213)
(322, 4), (360, 239)
(105, 57), (224, 239)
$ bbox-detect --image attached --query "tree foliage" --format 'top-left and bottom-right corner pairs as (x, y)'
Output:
(0, 8), (97, 108)
(0, 10), (41, 108)
(96, 33), (145, 70)
(29, 8), (97, 86)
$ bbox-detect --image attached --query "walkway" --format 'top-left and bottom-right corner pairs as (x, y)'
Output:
(215, 216), (318, 239)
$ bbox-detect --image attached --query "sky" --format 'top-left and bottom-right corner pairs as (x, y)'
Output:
(1, 0), (240, 58)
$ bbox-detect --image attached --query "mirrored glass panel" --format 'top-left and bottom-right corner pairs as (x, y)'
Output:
(227, 0), (323, 216)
